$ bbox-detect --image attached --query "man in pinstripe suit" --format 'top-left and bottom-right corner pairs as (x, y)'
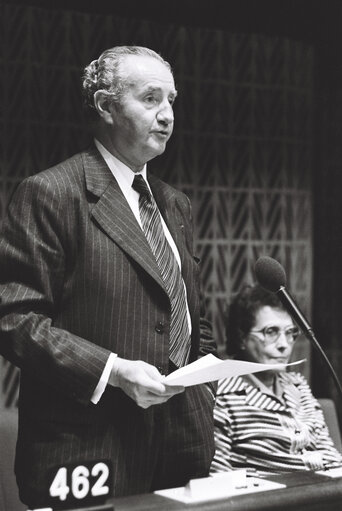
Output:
(0, 46), (217, 508)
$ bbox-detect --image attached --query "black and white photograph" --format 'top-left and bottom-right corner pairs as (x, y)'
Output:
(0, 1), (342, 510)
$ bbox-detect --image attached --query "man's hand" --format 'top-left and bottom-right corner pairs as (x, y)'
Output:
(109, 357), (185, 408)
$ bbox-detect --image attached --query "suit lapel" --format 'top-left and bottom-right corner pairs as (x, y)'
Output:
(83, 149), (166, 291)
(148, 173), (187, 266)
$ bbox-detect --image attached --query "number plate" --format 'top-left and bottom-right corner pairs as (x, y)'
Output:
(46, 460), (112, 508)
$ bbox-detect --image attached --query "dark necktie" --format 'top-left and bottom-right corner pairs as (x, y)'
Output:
(132, 174), (190, 367)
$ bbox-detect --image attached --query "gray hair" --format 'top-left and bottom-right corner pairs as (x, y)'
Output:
(82, 46), (172, 113)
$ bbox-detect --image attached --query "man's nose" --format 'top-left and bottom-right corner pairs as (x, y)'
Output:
(157, 101), (174, 124)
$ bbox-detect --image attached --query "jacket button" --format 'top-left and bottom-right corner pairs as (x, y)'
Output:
(155, 321), (164, 334)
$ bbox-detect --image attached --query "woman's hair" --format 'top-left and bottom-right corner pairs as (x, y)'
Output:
(82, 45), (172, 114)
(225, 283), (286, 357)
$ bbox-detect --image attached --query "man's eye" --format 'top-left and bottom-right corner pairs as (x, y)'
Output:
(145, 96), (156, 103)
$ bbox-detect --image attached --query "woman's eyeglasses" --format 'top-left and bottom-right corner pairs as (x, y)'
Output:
(249, 325), (300, 345)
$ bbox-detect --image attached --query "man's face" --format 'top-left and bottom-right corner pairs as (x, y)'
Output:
(106, 55), (177, 171)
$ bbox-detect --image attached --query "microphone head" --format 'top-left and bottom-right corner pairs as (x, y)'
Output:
(254, 256), (286, 292)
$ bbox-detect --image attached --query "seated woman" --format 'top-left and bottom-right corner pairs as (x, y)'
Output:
(210, 283), (342, 476)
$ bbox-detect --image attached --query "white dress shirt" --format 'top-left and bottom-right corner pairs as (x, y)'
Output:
(91, 139), (191, 403)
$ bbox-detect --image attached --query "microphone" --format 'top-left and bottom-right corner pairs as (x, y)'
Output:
(254, 256), (342, 399)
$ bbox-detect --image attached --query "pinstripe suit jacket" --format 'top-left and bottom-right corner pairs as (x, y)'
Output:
(0, 147), (216, 505)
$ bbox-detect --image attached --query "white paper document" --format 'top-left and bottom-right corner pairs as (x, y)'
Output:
(316, 466), (342, 478)
(154, 470), (286, 503)
(164, 354), (305, 387)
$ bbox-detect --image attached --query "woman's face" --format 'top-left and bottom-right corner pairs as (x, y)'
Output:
(241, 306), (297, 366)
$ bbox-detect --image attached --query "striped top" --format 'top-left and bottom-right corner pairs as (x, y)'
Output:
(210, 371), (342, 476)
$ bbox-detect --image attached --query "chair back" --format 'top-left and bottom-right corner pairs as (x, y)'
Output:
(318, 398), (342, 453)
(0, 407), (26, 510)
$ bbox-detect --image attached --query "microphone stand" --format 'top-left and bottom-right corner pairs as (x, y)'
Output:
(276, 286), (342, 400)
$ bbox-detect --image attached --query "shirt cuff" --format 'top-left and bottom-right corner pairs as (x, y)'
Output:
(91, 352), (118, 404)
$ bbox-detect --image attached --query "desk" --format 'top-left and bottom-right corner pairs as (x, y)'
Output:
(105, 472), (342, 511)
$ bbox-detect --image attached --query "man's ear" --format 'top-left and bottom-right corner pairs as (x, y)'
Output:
(93, 90), (115, 125)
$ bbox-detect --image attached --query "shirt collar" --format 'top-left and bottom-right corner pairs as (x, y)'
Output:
(244, 372), (286, 402)
(94, 138), (148, 196)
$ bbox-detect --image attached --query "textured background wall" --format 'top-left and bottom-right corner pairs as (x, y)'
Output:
(313, 85), (342, 410)
(0, 2), (314, 406)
